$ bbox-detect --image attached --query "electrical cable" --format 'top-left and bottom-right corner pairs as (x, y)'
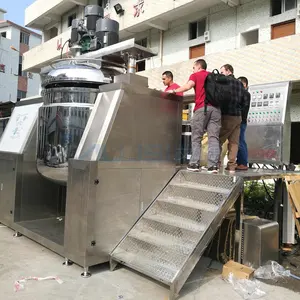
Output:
(60, 39), (71, 59)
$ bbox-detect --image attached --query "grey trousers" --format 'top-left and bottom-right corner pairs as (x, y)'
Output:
(190, 106), (221, 167)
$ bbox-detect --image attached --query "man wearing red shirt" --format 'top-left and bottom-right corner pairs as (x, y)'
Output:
(162, 71), (183, 96)
(170, 59), (221, 173)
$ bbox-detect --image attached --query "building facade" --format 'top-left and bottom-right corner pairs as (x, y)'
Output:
(23, 0), (300, 89)
(0, 8), (42, 105)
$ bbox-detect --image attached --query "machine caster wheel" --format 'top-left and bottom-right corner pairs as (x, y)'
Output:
(81, 268), (91, 278)
(13, 232), (22, 237)
(63, 259), (73, 266)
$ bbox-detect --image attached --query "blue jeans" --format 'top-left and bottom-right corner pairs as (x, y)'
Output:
(237, 123), (248, 166)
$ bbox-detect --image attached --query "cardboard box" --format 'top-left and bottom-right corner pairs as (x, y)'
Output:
(222, 260), (254, 280)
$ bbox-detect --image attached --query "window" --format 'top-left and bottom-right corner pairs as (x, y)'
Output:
(271, 0), (296, 16)
(20, 32), (30, 45)
(98, 0), (109, 8)
(49, 27), (58, 39)
(136, 38), (147, 48)
(68, 13), (76, 27)
(17, 90), (27, 101)
(136, 38), (147, 72)
(18, 56), (27, 77)
(189, 44), (205, 59)
(271, 19), (296, 39)
(18, 56), (22, 76)
(136, 60), (146, 72)
(241, 30), (259, 47)
(189, 19), (206, 40)
(1, 32), (6, 38)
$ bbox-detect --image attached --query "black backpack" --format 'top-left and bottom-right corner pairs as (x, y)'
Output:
(204, 69), (231, 112)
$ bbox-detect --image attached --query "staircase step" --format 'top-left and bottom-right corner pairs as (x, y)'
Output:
(170, 182), (230, 194)
(128, 228), (195, 255)
(112, 238), (179, 284)
(178, 171), (236, 190)
(161, 184), (225, 207)
(158, 196), (219, 212)
(144, 212), (206, 233)
(135, 218), (201, 246)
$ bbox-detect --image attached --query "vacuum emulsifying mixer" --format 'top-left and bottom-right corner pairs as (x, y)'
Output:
(0, 4), (183, 277)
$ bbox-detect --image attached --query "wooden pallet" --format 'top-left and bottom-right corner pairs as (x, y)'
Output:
(285, 176), (300, 235)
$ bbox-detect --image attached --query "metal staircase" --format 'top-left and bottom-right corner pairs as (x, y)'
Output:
(110, 170), (243, 299)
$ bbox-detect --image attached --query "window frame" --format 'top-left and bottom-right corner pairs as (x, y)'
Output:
(189, 18), (206, 41)
(270, 0), (297, 16)
(20, 32), (30, 45)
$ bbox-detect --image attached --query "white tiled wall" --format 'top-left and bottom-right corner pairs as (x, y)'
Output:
(137, 0), (300, 70)
(139, 34), (300, 92)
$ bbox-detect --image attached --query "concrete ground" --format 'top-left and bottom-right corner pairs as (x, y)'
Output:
(0, 225), (299, 300)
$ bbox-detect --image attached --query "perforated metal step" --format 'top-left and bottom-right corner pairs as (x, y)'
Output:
(110, 170), (243, 299)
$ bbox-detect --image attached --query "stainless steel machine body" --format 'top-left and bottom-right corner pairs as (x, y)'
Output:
(0, 59), (182, 269)
(242, 218), (279, 269)
(64, 80), (182, 267)
(247, 81), (300, 166)
(0, 98), (60, 234)
(247, 81), (300, 244)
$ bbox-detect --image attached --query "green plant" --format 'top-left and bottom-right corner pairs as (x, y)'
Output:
(244, 181), (275, 220)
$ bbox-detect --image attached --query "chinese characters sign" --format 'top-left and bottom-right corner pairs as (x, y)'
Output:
(134, 0), (144, 17)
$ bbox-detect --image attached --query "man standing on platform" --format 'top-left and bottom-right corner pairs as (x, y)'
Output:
(169, 59), (221, 173)
(219, 64), (245, 172)
(162, 71), (183, 96)
(236, 76), (251, 171)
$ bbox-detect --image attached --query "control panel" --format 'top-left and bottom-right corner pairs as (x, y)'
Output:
(248, 82), (290, 126)
(246, 81), (292, 165)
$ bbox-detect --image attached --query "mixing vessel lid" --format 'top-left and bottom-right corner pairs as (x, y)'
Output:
(41, 58), (119, 88)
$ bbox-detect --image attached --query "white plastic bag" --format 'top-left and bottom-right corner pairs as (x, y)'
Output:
(227, 273), (266, 299)
(254, 261), (291, 280)
(14, 276), (63, 292)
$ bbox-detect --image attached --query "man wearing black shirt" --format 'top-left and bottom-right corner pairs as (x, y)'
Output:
(236, 76), (250, 171)
(219, 64), (245, 172)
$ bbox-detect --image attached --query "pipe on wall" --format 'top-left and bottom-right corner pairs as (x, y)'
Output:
(159, 29), (164, 66)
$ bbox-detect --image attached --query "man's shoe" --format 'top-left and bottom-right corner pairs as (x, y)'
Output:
(225, 166), (236, 173)
(187, 163), (200, 172)
(207, 166), (219, 174)
(236, 164), (248, 171)
(201, 166), (208, 171)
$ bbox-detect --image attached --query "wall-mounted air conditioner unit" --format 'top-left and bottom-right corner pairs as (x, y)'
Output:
(204, 31), (211, 43)
(297, 4), (300, 16)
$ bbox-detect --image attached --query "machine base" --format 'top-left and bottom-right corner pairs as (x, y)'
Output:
(63, 258), (73, 266)
(81, 268), (91, 278)
(13, 232), (23, 237)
